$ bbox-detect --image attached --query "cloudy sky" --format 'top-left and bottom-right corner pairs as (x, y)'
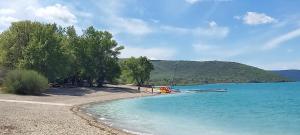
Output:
(0, 0), (300, 70)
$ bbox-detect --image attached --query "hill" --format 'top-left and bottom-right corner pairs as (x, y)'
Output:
(149, 60), (289, 85)
(272, 70), (300, 81)
(1, 61), (292, 86)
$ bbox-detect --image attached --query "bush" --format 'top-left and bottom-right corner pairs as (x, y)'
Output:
(4, 70), (48, 95)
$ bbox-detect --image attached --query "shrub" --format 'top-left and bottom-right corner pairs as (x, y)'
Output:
(4, 70), (48, 95)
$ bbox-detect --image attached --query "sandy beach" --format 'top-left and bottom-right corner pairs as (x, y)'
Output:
(0, 85), (152, 135)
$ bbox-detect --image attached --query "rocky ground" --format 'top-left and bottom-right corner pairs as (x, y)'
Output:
(0, 85), (152, 135)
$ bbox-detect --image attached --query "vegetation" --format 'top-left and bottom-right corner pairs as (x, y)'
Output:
(120, 57), (154, 90)
(0, 21), (123, 87)
(149, 60), (290, 85)
(3, 70), (48, 95)
(0, 20), (291, 91)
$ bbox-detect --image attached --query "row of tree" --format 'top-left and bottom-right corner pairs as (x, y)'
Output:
(0, 21), (153, 87)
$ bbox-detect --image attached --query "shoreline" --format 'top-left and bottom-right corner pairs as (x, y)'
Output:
(74, 92), (179, 135)
(0, 85), (155, 135)
(71, 93), (158, 135)
(71, 105), (129, 135)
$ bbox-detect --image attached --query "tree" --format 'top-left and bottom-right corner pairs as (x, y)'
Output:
(0, 21), (33, 69)
(121, 56), (154, 91)
(78, 26), (123, 86)
(0, 21), (71, 82)
(0, 21), (123, 87)
(63, 26), (81, 86)
(19, 23), (71, 82)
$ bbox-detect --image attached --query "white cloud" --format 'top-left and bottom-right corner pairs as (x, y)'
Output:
(30, 4), (77, 25)
(209, 21), (217, 27)
(251, 61), (300, 70)
(95, 1), (227, 36)
(93, 0), (152, 36)
(0, 16), (18, 25)
(236, 12), (276, 25)
(194, 21), (229, 38)
(0, 16), (19, 31)
(120, 46), (176, 60)
(110, 17), (152, 36)
(160, 25), (189, 34)
(0, 8), (16, 15)
(192, 43), (248, 61)
(0, 0), (36, 31)
(161, 21), (229, 38)
(0, 1), (80, 32)
(262, 28), (300, 50)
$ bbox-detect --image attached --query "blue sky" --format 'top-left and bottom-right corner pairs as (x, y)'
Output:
(0, 0), (300, 70)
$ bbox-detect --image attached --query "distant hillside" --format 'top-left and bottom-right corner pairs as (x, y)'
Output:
(149, 60), (289, 85)
(272, 70), (300, 81)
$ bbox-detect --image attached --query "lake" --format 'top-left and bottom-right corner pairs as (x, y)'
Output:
(86, 82), (300, 135)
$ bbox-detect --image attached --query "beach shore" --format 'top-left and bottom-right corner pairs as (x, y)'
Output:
(0, 85), (152, 135)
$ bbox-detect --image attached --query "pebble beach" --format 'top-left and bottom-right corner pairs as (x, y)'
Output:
(0, 85), (152, 135)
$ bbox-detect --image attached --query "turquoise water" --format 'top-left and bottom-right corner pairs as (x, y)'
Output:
(86, 82), (300, 135)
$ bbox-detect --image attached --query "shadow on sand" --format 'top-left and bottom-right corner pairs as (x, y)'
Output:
(44, 86), (139, 96)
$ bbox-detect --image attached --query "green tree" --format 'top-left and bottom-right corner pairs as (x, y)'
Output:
(0, 21), (124, 87)
(79, 26), (123, 86)
(121, 56), (154, 91)
(63, 26), (81, 86)
(0, 21), (33, 69)
(17, 23), (70, 82)
(0, 21), (72, 82)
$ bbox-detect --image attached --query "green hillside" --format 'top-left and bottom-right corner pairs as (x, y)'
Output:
(149, 60), (289, 85)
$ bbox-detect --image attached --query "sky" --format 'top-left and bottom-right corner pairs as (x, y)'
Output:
(0, 0), (300, 70)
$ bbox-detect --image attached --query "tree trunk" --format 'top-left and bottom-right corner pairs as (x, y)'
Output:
(97, 82), (103, 87)
(97, 76), (104, 87)
(151, 87), (153, 94)
(138, 86), (141, 93)
(74, 76), (78, 87)
(71, 76), (75, 86)
(88, 77), (93, 87)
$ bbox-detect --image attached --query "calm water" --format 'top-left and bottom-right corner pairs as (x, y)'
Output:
(86, 82), (300, 135)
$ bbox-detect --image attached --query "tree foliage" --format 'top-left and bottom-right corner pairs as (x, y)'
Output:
(0, 21), (70, 81)
(121, 57), (154, 87)
(0, 21), (123, 86)
(77, 26), (123, 86)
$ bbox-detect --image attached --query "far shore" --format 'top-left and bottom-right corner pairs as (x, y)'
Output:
(0, 85), (154, 135)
